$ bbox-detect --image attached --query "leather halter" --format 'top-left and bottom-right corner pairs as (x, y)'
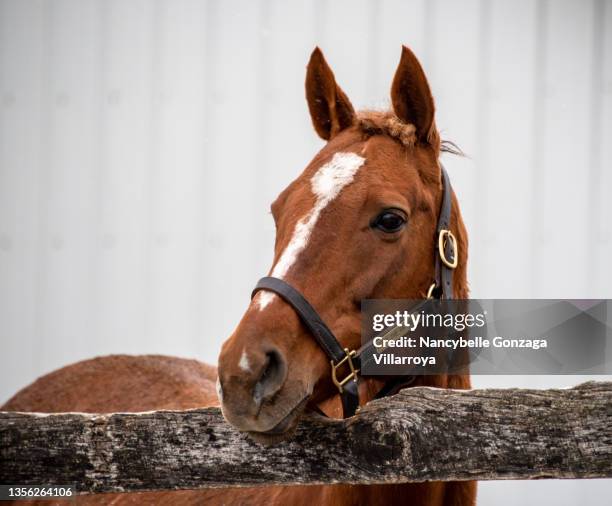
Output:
(251, 165), (457, 418)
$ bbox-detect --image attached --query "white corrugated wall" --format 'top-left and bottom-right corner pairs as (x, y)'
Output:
(1, 1), (611, 502)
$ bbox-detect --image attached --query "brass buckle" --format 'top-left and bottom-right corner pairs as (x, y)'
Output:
(438, 229), (458, 269)
(330, 348), (359, 393)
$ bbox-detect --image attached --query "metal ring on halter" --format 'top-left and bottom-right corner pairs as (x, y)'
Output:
(330, 348), (359, 393)
(427, 282), (437, 299)
(438, 229), (458, 269)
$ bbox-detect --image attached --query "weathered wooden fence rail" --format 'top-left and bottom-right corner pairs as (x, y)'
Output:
(1, 382), (611, 495)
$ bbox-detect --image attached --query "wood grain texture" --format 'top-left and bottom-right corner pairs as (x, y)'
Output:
(1, 382), (611, 495)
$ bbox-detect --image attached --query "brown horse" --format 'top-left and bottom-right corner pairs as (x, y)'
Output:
(3, 47), (475, 505)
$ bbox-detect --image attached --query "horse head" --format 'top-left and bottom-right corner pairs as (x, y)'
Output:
(217, 46), (468, 443)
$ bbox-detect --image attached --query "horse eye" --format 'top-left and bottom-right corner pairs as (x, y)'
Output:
(372, 211), (407, 233)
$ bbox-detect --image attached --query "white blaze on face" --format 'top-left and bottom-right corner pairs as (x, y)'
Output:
(255, 151), (366, 311)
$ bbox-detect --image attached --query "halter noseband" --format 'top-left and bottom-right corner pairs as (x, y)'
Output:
(251, 165), (457, 418)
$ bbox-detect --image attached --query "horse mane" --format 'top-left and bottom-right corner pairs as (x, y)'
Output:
(356, 110), (464, 156)
(357, 110), (419, 147)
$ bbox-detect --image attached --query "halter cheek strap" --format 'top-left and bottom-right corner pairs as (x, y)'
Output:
(432, 165), (456, 299)
(251, 165), (457, 418)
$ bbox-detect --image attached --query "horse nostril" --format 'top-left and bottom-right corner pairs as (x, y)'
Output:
(253, 349), (287, 408)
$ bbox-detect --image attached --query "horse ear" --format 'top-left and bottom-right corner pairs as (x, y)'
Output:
(391, 46), (437, 144)
(305, 47), (355, 140)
